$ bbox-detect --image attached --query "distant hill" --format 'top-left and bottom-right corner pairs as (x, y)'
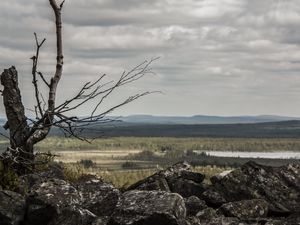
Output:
(48, 120), (300, 138)
(2, 119), (300, 139)
(1, 115), (299, 126)
(118, 115), (300, 124)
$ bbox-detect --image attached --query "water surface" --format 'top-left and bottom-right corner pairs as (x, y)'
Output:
(195, 150), (300, 159)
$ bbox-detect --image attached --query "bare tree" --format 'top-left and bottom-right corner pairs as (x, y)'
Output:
(0, 0), (157, 173)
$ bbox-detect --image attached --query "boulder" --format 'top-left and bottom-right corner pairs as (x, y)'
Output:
(0, 190), (26, 225)
(48, 207), (97, 225)
(127, 162), (205, 198)
(25, 179), (81, 225)
(195, 208), (219, 221)
(93, 218), (110, 225)
(18, 163), (65, 195)
(208, 161), (300, 215)
(217, 199), (269, 219)
(184, 196), (207, 216)
(74, 175), (120, 217)
(168, 178), (206, 198)
(264, 213), (300, 225)
(185, 217), (200, 225)
(127, 176), (170, 192)
(201, 188), (227, 207)
(203, 217), (248, 225)
(108, 190), (186, 225)
(179, 170), (205, 183)
(210, 170), (233, 184)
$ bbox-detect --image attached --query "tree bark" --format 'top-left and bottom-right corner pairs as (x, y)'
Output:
(1, 67), (34, 173)
(1, 66), (29, 148)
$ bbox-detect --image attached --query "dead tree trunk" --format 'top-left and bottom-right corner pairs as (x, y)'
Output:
(1, 67), (34, 172)
(1, 67), (30, 148)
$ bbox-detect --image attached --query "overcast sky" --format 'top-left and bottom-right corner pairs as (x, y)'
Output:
(1, 0), (300, 117)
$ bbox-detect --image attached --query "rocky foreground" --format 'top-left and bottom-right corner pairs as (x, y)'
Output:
(0, 161), (299, 225)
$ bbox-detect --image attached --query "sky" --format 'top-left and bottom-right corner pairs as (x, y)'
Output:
(1, 0), (300, 117)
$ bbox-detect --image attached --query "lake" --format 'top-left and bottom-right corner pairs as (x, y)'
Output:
(195, 150), (300, 159)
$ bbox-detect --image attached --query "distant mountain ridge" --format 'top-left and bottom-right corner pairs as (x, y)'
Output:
(0, 115), (300, 126)
(117, 114), (300, 124)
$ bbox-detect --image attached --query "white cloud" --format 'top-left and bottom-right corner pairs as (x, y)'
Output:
(190, 0), (245, 19)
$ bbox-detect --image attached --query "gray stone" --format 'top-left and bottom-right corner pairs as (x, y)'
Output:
(201, 188), (227, 207)
(48, 207), (97, 225)
(0, 190), (26, 225)
(184, 196), (207, 216)
(126, 162), (206, 198)
(196, 208), (219, 221)
(25, 179), (81, 225)
(179, 170), (205, 183)
(74, 176), (120, 217)
(208, 161), (300, 215)
(265, 213), (300, 225)
(217, 199), (269, 219)
(18, 163), (65, 195)
(204, 217), (247, 225)
(169, 178), (206, 198)
(108, 190), (186, 225)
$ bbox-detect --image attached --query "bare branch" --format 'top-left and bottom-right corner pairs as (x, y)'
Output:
(31, 33), (47, 117)
(60, 0), (66, 9)
(37, 71), (50, 87)
(48, 0), (64, 112)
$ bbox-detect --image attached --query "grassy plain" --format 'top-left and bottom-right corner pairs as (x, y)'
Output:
(34, 136), (300, 152)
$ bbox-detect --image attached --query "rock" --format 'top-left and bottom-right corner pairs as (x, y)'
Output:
(74, 175), (120, 217)
(128, 176), (170, 192)
(18, 163), (65, 195)
(184, 196), (207, 216)
(40, 163), (65, 180)
(48, 207), (97, 225)
(203, 217), (246, 225)
(196, 208), (219, 221)
(209, 161), (300, 215)
(127, 162), (205, 198)
(201, 188), (227, 207)
(0, 190), (26, 225)
(168, 178), (206, 198)
(126, 162), (190, 191)
(179, 170), (205, 183)
(217, 199), (269, 219)
(108, 190), (186, 225)
(194, 214), (263, 225)
(210, 170), (233, 184)
(25, 179), (81, 225)
(185, 217), (201, 225)
(92, 218), (110, 225)
(265, 213), (300, 225)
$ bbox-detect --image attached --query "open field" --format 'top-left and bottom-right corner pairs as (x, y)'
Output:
(1, 136), (299, 171)
(34, 137), (300, 152)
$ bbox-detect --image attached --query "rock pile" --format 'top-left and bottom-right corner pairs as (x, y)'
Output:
(0, 161), (299, 225)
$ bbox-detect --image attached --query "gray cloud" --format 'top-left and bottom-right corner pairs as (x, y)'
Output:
(1, 0), (300, 117)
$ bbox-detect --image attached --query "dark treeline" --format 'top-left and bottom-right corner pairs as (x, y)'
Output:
(51, 120), (300, 138)
(2, 120), (300, 139)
